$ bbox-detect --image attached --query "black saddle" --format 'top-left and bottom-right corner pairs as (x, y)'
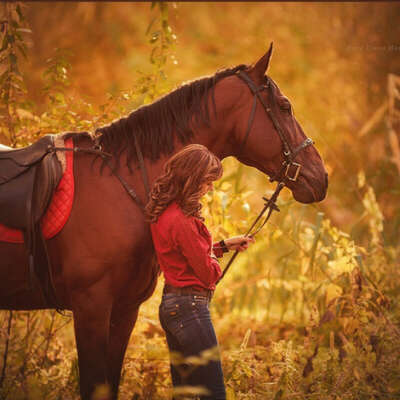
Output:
(0, 135), (63, 306)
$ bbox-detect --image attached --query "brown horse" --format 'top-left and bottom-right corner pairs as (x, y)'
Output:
(0, 47), (328, 399)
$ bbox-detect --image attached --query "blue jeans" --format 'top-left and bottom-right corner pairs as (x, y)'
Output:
(159, 292), (226, 400)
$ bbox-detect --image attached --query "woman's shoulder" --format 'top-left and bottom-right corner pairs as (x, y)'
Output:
(151, 203), (211, 242)
(153, 202), (188, 226)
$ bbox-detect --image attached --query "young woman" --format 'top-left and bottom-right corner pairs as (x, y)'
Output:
(146, 144), (254, 399)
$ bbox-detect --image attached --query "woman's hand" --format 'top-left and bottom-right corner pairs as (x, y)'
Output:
(224, 235), (255, 252)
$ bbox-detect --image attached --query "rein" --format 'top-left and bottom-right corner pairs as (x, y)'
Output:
(217, 71), (314, 284)
(54, 71), (313, 285)
(217, 181), (284, 284)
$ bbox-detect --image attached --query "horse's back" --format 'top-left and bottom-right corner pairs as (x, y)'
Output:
(0, 134), (157, 311)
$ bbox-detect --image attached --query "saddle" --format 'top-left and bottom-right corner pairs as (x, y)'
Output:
(0, 135), (63, 306)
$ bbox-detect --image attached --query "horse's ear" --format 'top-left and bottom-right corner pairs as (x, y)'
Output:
(251, 42), (273, 77)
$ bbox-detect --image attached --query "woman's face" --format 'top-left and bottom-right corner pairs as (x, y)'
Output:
(200, 180), (214, 196)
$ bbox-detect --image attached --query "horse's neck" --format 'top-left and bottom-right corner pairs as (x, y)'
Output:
(142, 129), (227, 189)
(190, 125), (233, 160)
(80, 119), (232, 188)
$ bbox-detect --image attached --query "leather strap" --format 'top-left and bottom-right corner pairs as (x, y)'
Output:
(217, 182), (285, 284)
(242, 92), (258, 151)
(163, 284), (214, 299)
(103, 157), (145, 210)
(236, 71), (313, 183)
(238, 71), (292, 157)
(134, 135), (150, 201)
(55, 141), (148, 211)
(50, 146), (112, 158)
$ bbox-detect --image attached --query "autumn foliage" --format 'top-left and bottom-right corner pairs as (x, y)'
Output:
(1, 2), (400, 399)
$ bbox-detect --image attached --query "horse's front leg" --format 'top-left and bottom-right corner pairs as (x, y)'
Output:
(71, 279), (113, 400)
(106, 257), (159, 399)
(107, 305), (139, 399)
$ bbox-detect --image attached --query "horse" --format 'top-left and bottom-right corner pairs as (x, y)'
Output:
(0, 45), (328, 399)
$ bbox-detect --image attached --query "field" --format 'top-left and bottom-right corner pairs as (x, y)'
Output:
(1, 2), (400, 399)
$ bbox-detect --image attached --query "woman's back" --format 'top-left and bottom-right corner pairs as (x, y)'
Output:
(151, 201), (222, 290)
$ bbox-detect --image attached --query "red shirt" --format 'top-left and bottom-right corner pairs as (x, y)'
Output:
(150, 202), (223, 290)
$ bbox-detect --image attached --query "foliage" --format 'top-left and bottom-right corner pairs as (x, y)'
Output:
(0, 3), (32, 147)
(1, 2), (400, 399)
(0, 310), (78, 399)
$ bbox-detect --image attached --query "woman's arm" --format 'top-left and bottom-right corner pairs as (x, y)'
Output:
(215, 235), (255, 253)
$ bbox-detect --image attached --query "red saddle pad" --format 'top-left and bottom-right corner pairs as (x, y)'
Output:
(0, 138), (74, 243)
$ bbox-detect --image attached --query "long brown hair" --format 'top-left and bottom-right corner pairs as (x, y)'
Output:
(145, 144), (222, 222)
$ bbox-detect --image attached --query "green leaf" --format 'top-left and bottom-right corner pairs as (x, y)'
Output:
(230, 294), (236, 311)
(273, 389), (284, 400)
(9, 53), (17, 65)
(146, 17), (157, 36)
(149, 31), (160, 44)
(238, 286), (247, 310)
(150, 47), (157, 64)
(0, 35), (9, 52)
(16, 5), (25, 22)
(17, 44), (27, 60)
(248, 285), (258, 312)
(0, 71), (9, 87)
(160, 2), (168, 18)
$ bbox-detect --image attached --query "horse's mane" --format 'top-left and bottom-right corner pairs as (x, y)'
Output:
(92, 64), (248, 166)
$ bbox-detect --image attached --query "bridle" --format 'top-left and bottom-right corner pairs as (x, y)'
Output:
(237, 70), (313, 184)
(79, 69), (315, 285)
(217, 71), (314, 284)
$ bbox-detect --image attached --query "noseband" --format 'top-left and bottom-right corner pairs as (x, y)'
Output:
(237, 70), (313, 184)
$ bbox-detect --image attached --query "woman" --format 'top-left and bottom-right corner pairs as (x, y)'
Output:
(146, 144), (254, 399)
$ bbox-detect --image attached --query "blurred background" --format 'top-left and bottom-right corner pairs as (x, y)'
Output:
(0, 2), (400, 399)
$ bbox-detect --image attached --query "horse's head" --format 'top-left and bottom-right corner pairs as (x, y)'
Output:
(215, 44), (328, 203)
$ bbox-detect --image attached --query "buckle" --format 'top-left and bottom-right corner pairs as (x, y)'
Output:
(285, 162), (301, 181)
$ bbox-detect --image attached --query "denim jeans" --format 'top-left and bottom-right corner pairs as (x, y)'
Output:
(159, 292), (226, 400)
